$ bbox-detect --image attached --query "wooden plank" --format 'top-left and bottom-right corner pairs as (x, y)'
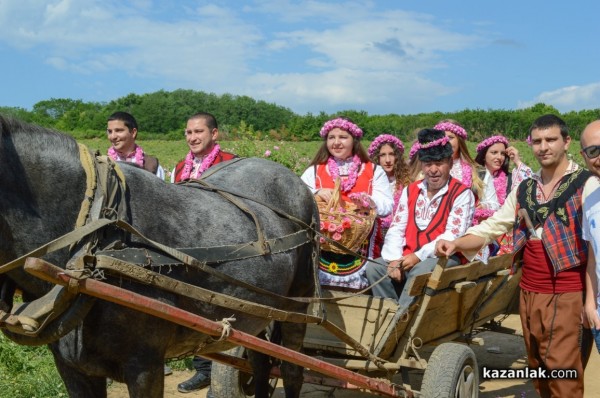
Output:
(408, 255), (514, 296)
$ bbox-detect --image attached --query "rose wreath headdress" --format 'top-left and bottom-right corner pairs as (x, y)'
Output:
(476, 135), (509, 154)
(319, 118), (363, 139)
(368, 134), (405, 157)
(433, 121), (467, 140)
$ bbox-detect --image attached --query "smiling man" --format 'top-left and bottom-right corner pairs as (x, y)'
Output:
(171, 112), (236, 183)
(436, 114), (594, 398)
(106, 111), (165, 179)
(365, 127), (475, 313)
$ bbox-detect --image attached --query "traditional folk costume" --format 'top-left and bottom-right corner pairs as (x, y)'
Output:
(474, 135), (533, 257)
(172, 143), (237, 183)
(367, 134), (407, 256)
(108, 144), (165, 180)
(464, 161), (594, 398)
(366, 128), (476, 311)
(300, 118), (393, 291)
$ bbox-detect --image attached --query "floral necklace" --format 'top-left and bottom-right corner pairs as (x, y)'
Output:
(460, 159), (472, 188)
(180, 143), (221, 180)
(327, 155), (361, 192)
(493, 169), (508, 206)
(108, 144), (144, 168)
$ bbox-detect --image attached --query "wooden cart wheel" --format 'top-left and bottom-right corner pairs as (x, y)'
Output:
(420, 342), (479, 398)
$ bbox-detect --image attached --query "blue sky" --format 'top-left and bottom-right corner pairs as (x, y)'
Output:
(1, 0), (600, 116)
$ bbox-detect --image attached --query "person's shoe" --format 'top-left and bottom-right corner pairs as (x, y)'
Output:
(177, 372), (210, 393)
(164, 365), (173, 376)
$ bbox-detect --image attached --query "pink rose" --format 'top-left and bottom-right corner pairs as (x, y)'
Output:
(264, 150), (271, 157)
(332, 232), (342, 241)
(328, 223), (338, 233)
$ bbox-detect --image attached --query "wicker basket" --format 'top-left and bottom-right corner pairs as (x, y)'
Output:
(317, 179), (376, 254)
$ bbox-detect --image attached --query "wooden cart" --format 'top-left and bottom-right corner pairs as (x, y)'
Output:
(23, 251), (520, 398)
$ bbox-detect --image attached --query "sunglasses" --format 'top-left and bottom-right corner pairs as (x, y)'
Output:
(582, 145), (600, 159)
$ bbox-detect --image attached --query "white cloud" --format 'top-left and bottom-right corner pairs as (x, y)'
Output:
(0, 0), (483, 113)
(519, 83), (600, 112)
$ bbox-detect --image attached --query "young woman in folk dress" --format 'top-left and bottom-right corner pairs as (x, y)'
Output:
(300, 117), (393, 291)
(474, 135), (533, 256)
(368, 134), (411, 255)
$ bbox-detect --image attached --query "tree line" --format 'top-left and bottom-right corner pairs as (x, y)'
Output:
(2, 89), (600, 142)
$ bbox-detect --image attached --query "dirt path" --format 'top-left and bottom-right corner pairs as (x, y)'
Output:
(107, 315), (600, 397)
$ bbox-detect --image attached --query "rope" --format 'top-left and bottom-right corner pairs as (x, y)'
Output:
(218, 316), (237, 340)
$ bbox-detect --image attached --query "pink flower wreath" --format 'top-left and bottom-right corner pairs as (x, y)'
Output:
(319, 118), (363, 139)
(476, 135), (509, 154)
(368, 134), (404, 157)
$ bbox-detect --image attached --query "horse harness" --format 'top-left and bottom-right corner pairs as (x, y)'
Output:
(0, 145), (385, 366)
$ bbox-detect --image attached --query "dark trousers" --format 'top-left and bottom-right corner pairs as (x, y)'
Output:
(192, 356), (212, 375)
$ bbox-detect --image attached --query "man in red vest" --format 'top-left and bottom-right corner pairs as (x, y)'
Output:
(172, 112), (236, 395)
(437, 114), (594, 398)
(171, 112), (236, 183)
(366, 128), (476, 312)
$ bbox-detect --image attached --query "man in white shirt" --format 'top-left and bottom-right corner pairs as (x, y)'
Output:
(366, 128), (475, 312)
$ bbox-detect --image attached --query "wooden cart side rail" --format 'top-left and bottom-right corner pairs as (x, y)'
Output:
(407, 254), (515, 296)
(23, 257), (411, 398)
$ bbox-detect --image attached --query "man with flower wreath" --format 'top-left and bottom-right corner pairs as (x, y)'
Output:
(106, 111), (165, 179)
(437, 114), (594, 398)
(171, 112), (237, 395)
(171, 112), (237, 183)
(365, 128), (475, 312)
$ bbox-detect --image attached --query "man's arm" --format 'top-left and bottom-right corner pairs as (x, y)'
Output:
(381, 187), (409, 262)
(437, 188), (519, 259)
(585, 244), (600, 329)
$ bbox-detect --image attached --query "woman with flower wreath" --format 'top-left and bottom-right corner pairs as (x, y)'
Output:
(434, 119), (484, 199)
(106, 111), (165, 179)
(474, 135), (532, 256)
(172, 112), (237, 183)
(300, 117), (393, 291)
(368, 134), (411, 252)
(407, 140), (423, 182)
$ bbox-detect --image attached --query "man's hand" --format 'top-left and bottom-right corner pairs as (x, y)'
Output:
(387, 260), (403, 282)
(400, 253), (420, 272)
(436, 239), (457, 257)
(585, 303), (600, 330)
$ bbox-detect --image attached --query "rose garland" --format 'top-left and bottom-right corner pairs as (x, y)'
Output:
(493, 170), (508, 206)
(368, 134), (404, 157)
(108, 144), (145, 168)
(180, 143), (221, 180)
(319, 118), (363, 139)
(433, 122), (467, 140)
(408, 141), (419, 160)
(476, 135), (509, 153)
(327, 155), (361, 192)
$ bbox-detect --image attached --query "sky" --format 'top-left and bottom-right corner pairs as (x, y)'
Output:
(1, 0), (600, 116)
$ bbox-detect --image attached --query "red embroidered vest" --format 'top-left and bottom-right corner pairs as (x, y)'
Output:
(403, 178), (468, 256)
(315, 162), (375, 201)
(174, 151), (237, 183)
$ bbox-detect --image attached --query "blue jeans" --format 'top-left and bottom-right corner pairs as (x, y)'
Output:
(591, 327), (600, 354)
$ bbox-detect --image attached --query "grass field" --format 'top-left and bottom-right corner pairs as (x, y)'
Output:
(0, 137), (587, 397)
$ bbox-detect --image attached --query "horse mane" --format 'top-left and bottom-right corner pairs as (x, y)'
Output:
(0, 114), (79, 155)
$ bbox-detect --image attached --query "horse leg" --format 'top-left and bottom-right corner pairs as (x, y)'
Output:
(278, 321), (307, 398)
(51, 353), (108, 398)
(247, 349), (273, 398)
(122, 362), (165, 398)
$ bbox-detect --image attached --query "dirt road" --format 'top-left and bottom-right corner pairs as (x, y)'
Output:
(107, 314), (600, 397)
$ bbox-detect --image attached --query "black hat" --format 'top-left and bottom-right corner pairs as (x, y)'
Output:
(417, 128), (453, 162)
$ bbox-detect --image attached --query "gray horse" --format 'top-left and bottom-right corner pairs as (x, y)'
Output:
(0, 115), (318, 398)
